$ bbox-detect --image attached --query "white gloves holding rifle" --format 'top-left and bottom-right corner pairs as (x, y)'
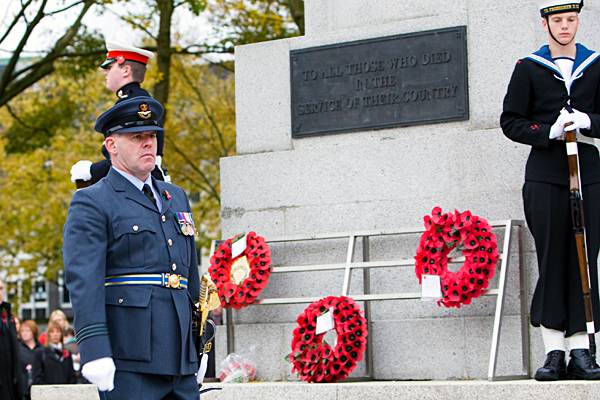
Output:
(549, 108), (591, 139)
(82, 357), (116, 392)
(563, 108), (591, 132)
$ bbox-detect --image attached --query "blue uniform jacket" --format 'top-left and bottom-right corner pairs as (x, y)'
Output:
(63, 168), (199, 375)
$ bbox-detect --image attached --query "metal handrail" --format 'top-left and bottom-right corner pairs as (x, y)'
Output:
(213, 219), (528, 381)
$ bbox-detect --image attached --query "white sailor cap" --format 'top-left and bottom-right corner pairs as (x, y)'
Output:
(539, 1), (583, 17)
(100, 40), (154, 69)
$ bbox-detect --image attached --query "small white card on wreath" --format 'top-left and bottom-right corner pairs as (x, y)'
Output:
(421, 274), (442, 301)
(231, 233), (248, 259)
(315, 308), (335, 335)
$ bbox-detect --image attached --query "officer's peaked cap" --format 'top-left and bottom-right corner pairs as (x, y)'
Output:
(540, 1), (583, 17)
(100, 40), (154, 69)
(95, 96), (164, 137)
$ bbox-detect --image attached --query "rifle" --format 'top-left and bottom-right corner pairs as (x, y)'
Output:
(565, 106), (597, 359)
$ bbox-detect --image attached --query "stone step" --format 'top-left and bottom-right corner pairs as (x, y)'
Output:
(32, 380), (600, 400)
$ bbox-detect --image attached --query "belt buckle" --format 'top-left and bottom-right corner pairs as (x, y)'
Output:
(166, 273), (181, 289)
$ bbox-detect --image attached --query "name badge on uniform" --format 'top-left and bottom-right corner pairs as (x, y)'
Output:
(176, 212), (196, 236)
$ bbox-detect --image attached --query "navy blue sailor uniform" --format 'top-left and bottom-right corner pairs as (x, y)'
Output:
(63, 97), (200, 398)
(501, 43), (600, 336)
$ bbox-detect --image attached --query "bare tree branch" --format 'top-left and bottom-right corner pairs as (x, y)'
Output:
(0, 0), (34, 45)
(104, 7), (158, 40)
(176, 64), (232, 156)
(0, 0), (96, 107)
(45, 0), (86, 16)
(4, 102), (52, 136)
(165, 135), (221, 201)
(0, 0), (48, 96)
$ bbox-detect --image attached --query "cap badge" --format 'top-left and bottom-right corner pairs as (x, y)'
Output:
(116, 55), (125, 64)
(138, 102), (152, 119)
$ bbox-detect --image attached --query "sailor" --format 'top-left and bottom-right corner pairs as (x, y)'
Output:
(501, 0), (600, 380)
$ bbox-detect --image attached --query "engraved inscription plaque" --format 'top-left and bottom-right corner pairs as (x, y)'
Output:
(290, 26), (469, 137)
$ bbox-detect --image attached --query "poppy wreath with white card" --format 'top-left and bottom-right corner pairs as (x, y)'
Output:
(208, 232), (271, 309)
(414, 206), (499, 308)
(288, 296), (367, 383)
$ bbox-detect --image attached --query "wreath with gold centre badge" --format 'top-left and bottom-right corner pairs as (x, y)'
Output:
(208, 232), (271, 309)
(288, 296), (368, 383)
(414, 206), (499, 308)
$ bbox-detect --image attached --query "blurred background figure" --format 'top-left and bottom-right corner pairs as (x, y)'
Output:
(13, 316), (21, 339)
(0, 278), (24, 400)
(64, 327), (87, 383)
(33, 321), (76, 385)
(18, 320), (41, 400)
(38, 309), (70, 346)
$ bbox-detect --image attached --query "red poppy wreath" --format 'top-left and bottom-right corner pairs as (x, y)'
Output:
(208, 232), (271, 309)
(414, 206), (499, 308)
(288, 296), (368, 383)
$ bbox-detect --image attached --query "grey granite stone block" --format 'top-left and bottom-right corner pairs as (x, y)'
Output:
(31, 385), (98, 400)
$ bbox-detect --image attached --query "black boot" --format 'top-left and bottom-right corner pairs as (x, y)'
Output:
(566, 349), (600, 380)
(534, 350), (566, 381)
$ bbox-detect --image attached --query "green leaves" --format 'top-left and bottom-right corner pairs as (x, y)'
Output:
(185, 0), (208, 15)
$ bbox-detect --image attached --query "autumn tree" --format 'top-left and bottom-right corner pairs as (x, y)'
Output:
(0, 0), (304, 303)
(0, 0), (101, 108)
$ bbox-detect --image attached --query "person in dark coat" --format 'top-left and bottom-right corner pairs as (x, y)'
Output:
(63, 97), (201, 399)
(0, 278), (24, 400)
(32, 321), (76, 385)
(70, 40), (170, 188)
(18, 320), (42, 400)
(501, 1), (600, 381)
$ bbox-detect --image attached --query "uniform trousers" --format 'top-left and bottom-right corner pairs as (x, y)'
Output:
(524, 181), (600, 336)
(100, 371), (199, 400)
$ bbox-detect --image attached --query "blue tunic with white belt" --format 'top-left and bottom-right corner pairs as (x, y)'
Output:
(63, 167), (199, 375)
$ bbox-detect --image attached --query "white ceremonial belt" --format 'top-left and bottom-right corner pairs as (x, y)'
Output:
(578, 134), (596, 148)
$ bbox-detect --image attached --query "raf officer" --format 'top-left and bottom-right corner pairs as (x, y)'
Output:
(501, 1), (600, 380)
(63, 97), (201, 399)
(70, 41), (169, 188)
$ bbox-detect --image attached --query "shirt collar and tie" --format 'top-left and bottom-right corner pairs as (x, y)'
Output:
(113, 167), (162, 212)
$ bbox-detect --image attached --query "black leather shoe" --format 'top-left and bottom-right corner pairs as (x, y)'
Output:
(535, 350), (566, 381)
(567, 349), (600, 380)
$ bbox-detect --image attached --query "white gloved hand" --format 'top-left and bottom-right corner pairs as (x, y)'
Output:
(196, 353), (209, 385)
(70, 160), (93, 182)
(563, 108), (591, 131)
(549, 109), (570, 139)
(81, 357), (116, 392)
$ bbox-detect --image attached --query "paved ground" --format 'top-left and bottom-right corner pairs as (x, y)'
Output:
(32, 380), (600, 400)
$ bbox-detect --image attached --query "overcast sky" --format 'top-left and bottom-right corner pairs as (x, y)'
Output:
(0, 0), (214, 59)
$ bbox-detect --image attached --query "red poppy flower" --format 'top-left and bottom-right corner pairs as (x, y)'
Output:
(464, 234), (479, 250)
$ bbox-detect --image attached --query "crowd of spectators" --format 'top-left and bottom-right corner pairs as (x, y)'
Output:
(16, 309), (87, 399)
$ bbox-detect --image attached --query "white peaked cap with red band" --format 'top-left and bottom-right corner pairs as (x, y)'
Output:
(100, 40), (154, 69)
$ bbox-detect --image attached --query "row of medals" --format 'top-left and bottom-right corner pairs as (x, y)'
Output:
(180, 222), (196, 236)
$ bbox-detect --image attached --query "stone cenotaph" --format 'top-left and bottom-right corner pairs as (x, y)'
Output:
(215, 0), (600, 381)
